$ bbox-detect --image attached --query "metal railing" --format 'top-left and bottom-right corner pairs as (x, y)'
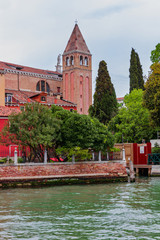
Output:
(148, 153), (160, 165)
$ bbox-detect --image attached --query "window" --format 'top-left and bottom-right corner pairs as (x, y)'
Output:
(46, 83), (50, 93)
(80, 95), (82, 98)
(36, 81), (50, 94)
(70, 56), (74, 65)
(5, 93), (12, 104)
(57, 87), (61, 93)
(36, 82), (40, 91)
(80, 108), (82, 112)
(41, 96), (46, 102)
(84, 57), (88, 66)
(41, 80), (45, 92)
(66, 57), (69, 66)
(80, 56), (83, 65)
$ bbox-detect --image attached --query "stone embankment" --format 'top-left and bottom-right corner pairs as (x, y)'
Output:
(0, 162), (128, 188)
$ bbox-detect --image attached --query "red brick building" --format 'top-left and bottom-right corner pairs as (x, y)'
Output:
(0, 23), (92, 114)
(62, 23), (92, 115)
(0, 106), (21, 157)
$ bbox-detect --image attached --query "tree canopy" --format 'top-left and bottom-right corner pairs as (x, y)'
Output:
(89, 60), (117, 124)
(129, 48), (144, 93)
(143, 62), (160, 127)
(150, 43), (160, 63)
(108, 89), (155, 143)
(51, 105), (114, 152)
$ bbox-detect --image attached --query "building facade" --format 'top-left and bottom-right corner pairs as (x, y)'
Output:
(0, 23), (92, 114)
(62, 23), (92, 114)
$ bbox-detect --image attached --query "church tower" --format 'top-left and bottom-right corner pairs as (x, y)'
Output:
(62, 23), (92, 114)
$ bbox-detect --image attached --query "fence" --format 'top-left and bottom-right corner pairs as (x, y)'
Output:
(0, 146), (124, 164)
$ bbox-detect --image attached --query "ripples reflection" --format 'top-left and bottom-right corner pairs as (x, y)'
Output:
(0, 178), (160, 239)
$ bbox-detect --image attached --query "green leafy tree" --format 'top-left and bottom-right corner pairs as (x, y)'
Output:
(91, 118), (114, 152)
(51, 105), (114, 158)
(108, 89), (155, 143)
(150, 43), (160, 63)
(89, 60), (117, 124)
(129, 48), (144, 92)
(0, 103), (61, 161)
(143, 62), (160, 127)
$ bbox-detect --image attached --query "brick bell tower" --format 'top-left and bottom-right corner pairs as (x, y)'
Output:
(62, 23), (92, 114)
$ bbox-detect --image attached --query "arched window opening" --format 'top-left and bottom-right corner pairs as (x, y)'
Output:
(36, 81), (50, 94)
(80, 56), (83, 65)
(36, 81), (40, 91)
(41, 81), (45, 92)
(46, 82), (50, 94)
(84, 57), (88, 66)
(70, 56), (74, 65)
(66, 57), (69, 66)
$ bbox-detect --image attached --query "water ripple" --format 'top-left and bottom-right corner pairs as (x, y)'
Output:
(0, 178), (160, 239)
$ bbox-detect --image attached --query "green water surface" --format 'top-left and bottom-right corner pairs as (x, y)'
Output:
(0, 178), (160, 240)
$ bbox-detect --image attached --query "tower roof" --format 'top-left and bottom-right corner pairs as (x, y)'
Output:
(63, 24), (91, 55)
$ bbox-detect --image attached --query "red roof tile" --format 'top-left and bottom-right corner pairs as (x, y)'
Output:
(5, 89), (35, 104)
(5, 89), (76, 107)
(0, 106), (21, 117)
(63, 24), (90, 55)
(117, 97), (124, 101)
(0, 61), (62, 77)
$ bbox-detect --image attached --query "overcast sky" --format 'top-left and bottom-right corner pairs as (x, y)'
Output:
(0, 0), (160, 97)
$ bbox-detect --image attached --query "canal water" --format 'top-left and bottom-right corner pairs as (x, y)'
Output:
(0, 178), (160, 240)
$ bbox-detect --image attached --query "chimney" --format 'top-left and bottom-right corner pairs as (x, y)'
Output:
(0, 70), (5, 106)
(54, 97), (57, 104)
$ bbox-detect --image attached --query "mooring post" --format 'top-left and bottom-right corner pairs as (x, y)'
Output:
(92, 151), (95, 161)
(129, 158), (135, 182)
(122, 147), (126, 162)
(72, 154), (75, 164)
(14, 147), (18, 165)
(106, 151), (109, 161)
(7, 156), (9, 164)
(44, 148), (47, 164)
(98, 151), (101, 162)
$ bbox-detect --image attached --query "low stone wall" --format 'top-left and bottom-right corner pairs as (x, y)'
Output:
(0, 162), (128, 187)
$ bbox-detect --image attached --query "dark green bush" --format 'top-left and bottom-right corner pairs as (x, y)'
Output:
(152, 142), (160, 153)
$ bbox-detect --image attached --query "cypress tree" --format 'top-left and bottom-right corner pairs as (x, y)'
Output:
(136, 52), (144, 90)
(89, 60), (117, 124)
(129, 48), (144, 92)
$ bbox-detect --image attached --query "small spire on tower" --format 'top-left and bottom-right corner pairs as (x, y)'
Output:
(75, 19), (78, 25)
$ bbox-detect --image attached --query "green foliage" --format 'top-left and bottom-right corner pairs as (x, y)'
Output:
(152, 142), (160, 153)
(91, 118), (114, 151)
(108, 89), (155, 143)
(52, 105), (114, 152)
(1, 103), (114, 163)
(129, 48), (144, 93)
(150, 43), (160, 63)
(143, 63), (160, 127)
(136, 52), (144, 90)
(0, 158), (13, 164)
(109, 147), (121, 152)
(18, 157), (24, 163)
(56, 146), (92, 162)
(89, 60), (117, 124)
